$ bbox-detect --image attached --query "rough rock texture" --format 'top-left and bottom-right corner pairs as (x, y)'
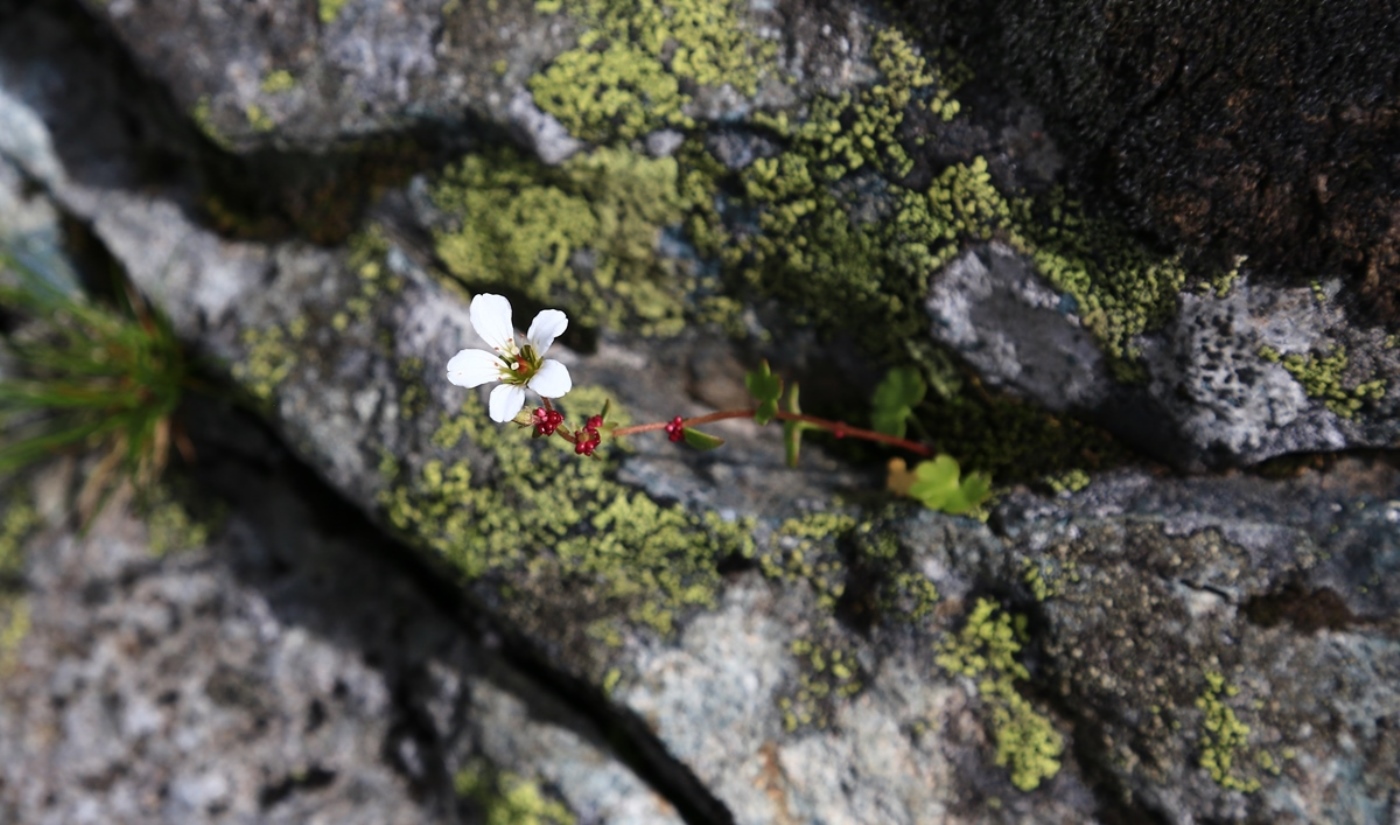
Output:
(928, 243), (1400, 468)
(907, 0), (1400, 319)
(36, 0), (1396, 469)
(3, 0), (1400, 823)
(0, 422), (682, 825)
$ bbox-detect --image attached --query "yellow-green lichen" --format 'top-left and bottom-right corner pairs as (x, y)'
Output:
(233, 322), (304, 402)
(143, 493), (217, 557)
(454, 764), (575, 825)
(779, 636), (863, 731)
(0, 596), (29, 677)
(0, 498), (38, 576)
(1010, 188), (1188, 368)
(1043, 468), (1090, 495)
(936, 598), (1063, 791)
(529, 0), (774, 142)
(319, 0), (351, 23)
(758, 514), (854, 610)
(432, 145), (692, 335)
(1195, 670), (1261, 793)
(261, 70), (296, 94)
(725, 24), (1191, 382)
(854, 526), (940, 620)
(191, 97), (235, 151)
(381, 392), (751, 636)
(397, 356), (428, 420)
(1272, 346), (1386, 418)
(245, 103), (275, 133)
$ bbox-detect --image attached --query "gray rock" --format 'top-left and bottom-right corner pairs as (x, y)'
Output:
(0, 447), (682, 825)
(928, 244), (1400, 469)
(4, 0), (1400, 822)
(927, 242), (1110, 411)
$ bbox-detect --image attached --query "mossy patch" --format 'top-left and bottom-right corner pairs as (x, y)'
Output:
(432, 145), (698, 335)
(0, 596), (29, 677)
(1195, 670), (1261, 793)
(381, 391), (753, 639)
(757, 514), (854, 611)
(141, 486), (223, 557)
(191, 97), (235, 151)
(233, 320), (306, 403)
(529, 0), (774, 142)
(936, 598), (1063, 791)
(260, 70), (296, 94)
(1259, 344), (1386, 418)
(779, 635), (863, 731)
(454, 762), (576, 825)
(0, 498), (38, 577)
(319, 0), (351, 24)
(673, 26), (1153, 479)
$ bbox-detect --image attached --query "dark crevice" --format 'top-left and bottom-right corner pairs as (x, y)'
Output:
(257, 766), (338, 810)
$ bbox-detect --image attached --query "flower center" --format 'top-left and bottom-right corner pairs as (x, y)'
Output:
(501, 344), (542, 385)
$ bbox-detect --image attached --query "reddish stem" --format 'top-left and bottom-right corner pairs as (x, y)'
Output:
(611, 409), (932, 456)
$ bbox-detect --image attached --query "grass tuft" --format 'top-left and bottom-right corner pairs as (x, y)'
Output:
(0, 246), (187, 521)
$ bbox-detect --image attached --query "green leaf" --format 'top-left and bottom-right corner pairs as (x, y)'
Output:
(871, 366), (925, 437)
(682, 427), (725, 451)
(745, 360), (783, 424)
(873, 366), (926, 410)
(904, 456), (994, 515)
(907, 455), (962, 510)
(958, 472), (993, 510)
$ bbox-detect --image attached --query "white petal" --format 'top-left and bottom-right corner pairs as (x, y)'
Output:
(488, 383), (527, 423)
(470, 293), (516, 352)
(528, 359), (572, 398)
(446, 348), (506, 388)
(526, 309), (569, 355)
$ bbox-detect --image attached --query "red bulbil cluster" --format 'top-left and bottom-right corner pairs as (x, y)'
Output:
(663, 415), (685, 443)
(575, 413), (604, 456)
(532, 407), (565, 436)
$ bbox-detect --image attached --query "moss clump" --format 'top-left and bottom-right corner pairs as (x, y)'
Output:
(341, 225), (402, 327)
(233, 322), (304, 402)
(191, 98), (235, 151)
(0, 597), (29, 676)
(936, 598), (1064, 791)
(529, 0), (774, 142)
(244, 103), (275, 133)
(1043, 468), (1090, 495)
(260, 70), (296, 94)
(432, 146), (693, 335)
(319, 0), (351, 23)
(1010, 188), (1188, 367)
(1266, 345), (1386, 418)
(0, 499), (37, 576)
(381, 391), (752, 637)
(852, 525), (940, 620)
(454, 763), (576, 825)
(1195, 670), (1261, 793)
(779, 636), (863, 731)
(142, 488), (221, 557)
(758, 514), (854, 610)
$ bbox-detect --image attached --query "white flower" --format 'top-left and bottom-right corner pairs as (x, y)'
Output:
(446, 294), (572, 423)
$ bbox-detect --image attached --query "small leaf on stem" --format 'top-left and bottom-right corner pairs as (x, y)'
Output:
(682, 427), (725, 450)
(745, 360), (783, 424)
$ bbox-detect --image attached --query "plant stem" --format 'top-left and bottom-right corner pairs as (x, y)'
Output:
(611, 409), (933, 456)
